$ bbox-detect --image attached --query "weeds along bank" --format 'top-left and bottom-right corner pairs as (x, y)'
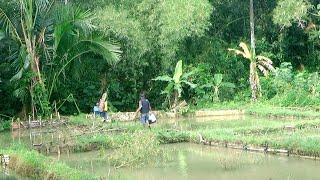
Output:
(3, 115), (320, 179)
(0, 145), (98, 180)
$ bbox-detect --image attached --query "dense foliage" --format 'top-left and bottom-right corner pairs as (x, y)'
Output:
(0, 0), (320, 120)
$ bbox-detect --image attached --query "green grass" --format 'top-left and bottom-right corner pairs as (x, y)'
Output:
(246, 105), (320, 118)
(1, 144), (98, 180)
(66, 114), (320, 158)
(68, 114), (96, 126)
(195, 101), (320, 118)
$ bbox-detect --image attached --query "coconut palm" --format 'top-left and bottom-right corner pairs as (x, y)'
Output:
(47, 4), (121, 99)
(228, 42), (275, 101)
(0, 0), (121, 118)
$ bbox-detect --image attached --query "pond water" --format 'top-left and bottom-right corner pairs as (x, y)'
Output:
(1, 116), (320, 179)
(54, 143), (320, 180)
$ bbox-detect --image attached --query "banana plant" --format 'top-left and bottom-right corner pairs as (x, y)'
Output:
(228, 42), (275, 101)
(153, 60), (196, 109)
(201, 74), (235, 102)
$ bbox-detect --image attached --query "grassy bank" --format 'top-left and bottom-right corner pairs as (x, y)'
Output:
(195, 101), (320, 118)
(1, 144), (98, 180)
(179, 117), (320, 157)
(66, 115), (320, 158)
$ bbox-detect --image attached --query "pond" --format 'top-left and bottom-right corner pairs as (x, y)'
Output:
(1, 115), (320, 179)
(54, 143), (320, 180)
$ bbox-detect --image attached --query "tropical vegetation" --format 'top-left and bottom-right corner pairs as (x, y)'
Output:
(0, 0), (319, 120)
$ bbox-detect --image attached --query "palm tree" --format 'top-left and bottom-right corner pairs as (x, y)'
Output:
(154, 60), (196, 110)
(228, 42), (275, 100)
(0, 0), (121, 118)
(0, 0), (51, 118)
(47, 4), (121, 99)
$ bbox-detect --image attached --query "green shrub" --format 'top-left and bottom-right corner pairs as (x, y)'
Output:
(0, 120), (11, 132)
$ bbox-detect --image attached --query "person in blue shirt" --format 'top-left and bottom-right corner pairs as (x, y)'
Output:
(93, 102), (100, 118)
(135, 92), (152, 127)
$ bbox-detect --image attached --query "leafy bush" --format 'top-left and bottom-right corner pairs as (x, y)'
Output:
(259, 62), (320, 107)
(0, 120), (11, 132)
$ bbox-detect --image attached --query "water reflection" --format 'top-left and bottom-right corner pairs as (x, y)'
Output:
(178, 151), (188, 178)
(53, 143), (320, 180)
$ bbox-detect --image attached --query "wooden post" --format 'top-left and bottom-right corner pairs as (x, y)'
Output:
(57, 145), (61, 158)
(54, 101), (58, 117)
(18, 129), (21, 143)
(29, 131), (32, 145)
(41, 132), (43, 146)
(46, 145), (50, 154)
(11, 118), (14, 132)
(28, 115), (31, 128)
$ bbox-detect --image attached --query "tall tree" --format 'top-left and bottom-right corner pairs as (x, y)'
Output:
(249, 0), (260, 101)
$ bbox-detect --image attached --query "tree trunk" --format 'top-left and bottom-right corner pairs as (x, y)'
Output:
(250, 0), (255, 56)
(173, 90), (178, 114)
(213, 86), (219, 102)
(249, 0), (260, 101)
(249, 62), (258, 101)
(20, 1), (49, 118)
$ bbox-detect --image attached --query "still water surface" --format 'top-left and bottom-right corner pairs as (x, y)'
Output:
(56, 143), (320, 180)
